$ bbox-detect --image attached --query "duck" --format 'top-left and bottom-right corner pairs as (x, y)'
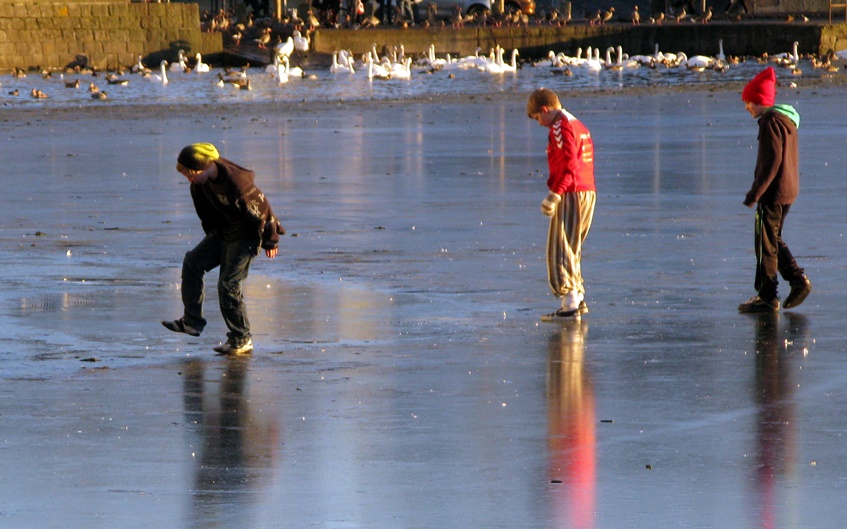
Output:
(194, 53), (211, 73)
(600, 6), (615, 24)
(62, 75), (80, 88)
(254, 27), (272, 49)
(106, 74), (129, 85)
(91, 90), (108, 100)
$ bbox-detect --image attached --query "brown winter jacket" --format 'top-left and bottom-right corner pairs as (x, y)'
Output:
(743, 109), (799, 207)
(190, 157), (285, 250)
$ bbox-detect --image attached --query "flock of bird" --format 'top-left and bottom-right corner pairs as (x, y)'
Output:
(5, 38), (847, 101)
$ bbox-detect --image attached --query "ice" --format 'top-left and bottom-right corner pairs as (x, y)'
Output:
(0, 79), (846, 528)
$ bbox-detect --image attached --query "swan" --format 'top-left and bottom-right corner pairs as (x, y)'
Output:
(292, 30), (309, 52)
(367, 52), (391, 79)
(276, 59), (289, 84)
(604, 46), (619, 69)
(716, 39), (726, 62)
(478, 48), (505, 74)
(150, 60), (168, 84)
(773, 41), (799, 67)
(685, 53), (714, 71)
(498, 47), (518, 72)
(580, 47), (602, 73)
(276, 37), (295, 60)
(194, 53), (210, 73)
(390, 56), (412, 79)
(131, 55), (150, 74)
(616, 46), (640, 69)
(330, 50), (355, 74)
(170, 50), (186, 72)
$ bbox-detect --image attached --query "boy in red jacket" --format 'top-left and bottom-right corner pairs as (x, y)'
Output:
(162, 143), (285, 354)
(738, 67), (811, 313)
(527, 88), (597, 320)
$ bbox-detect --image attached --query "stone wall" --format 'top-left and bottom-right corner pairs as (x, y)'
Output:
(0, 1), (221, 71)
(313, 22), (843, 59)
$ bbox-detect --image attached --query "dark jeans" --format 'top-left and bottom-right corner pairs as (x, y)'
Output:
(754, 203), (804, 301)
(181, 234), (258, 344)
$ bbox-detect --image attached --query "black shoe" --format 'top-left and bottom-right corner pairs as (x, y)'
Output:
(162, 318), (201, 336)
(738, 295), (779, 313)
(213, 338), (253, 355)
(783, 276), (811, 309)
(541, 301), (589, 321)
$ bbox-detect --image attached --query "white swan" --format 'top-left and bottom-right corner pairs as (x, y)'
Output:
(329, 51), (354, 74)
(604, 46), (618, 69)
(276, 59), (289, 84)
(170, 50), (186, 72)
(616, 46), (640, 69)
(685, 53), (714, 71)
(716, 39), (726, 62)
(194, 53), (210, 73)
(773, 41), (799, 66)
(150, 60), (168, 84)
(292, 30), (309, 52)
(367, 52), (391, 79)
(131, 55), (149, 74)
(276, 37), (295, 60)
(498, 48), (518, 72)
(478, 48), (505, 74)
(580, 47), (602, 73)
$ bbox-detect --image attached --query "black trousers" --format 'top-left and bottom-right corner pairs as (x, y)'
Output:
(754, 203), (805, 300)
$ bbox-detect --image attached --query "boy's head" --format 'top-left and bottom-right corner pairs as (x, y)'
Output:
(177, 142), (219, 172)
(742, 67), (776, 117)
(527, 88), (563, 127)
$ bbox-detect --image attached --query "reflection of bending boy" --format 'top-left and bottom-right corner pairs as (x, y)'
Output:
(527, 89), (596, 320)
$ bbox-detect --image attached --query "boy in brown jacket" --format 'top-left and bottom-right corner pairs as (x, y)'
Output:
(738, 67), (811, 313)
(162, 143), (285, 354)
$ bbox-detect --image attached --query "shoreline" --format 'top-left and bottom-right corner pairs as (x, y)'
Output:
(3, 76), (844, 122)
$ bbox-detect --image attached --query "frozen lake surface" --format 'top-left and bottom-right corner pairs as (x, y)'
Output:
(0, 71), (846, 528)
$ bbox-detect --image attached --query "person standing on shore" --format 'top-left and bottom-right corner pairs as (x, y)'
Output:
(738, 67), (811, 313)
(162, 143), (285, 354)
(527, 88), (596, 320)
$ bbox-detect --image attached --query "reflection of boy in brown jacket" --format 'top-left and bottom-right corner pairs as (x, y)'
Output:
(163, 143), (285, 354)
(738, 67), (811, 313)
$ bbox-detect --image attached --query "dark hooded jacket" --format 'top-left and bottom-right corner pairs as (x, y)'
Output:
(190, 157), (285, 250)
(744, 105), (800, 206)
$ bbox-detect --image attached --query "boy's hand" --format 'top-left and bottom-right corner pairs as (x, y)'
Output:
(541, 192), (562, 217)
(265, 247), (278, 258)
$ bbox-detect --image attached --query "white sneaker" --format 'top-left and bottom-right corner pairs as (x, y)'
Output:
(561, 291), (584, 312)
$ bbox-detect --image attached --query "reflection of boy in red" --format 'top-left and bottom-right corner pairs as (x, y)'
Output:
(527, 88), (597, 320)
(547, 320), (596, 528)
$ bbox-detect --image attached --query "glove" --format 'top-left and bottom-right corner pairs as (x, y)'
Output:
(541, 192), (562, 217)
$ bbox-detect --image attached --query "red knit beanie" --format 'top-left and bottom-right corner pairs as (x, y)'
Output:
(742, 67), (776, 106)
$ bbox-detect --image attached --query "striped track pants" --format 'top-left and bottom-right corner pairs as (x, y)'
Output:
(546, 191), (596, 298)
